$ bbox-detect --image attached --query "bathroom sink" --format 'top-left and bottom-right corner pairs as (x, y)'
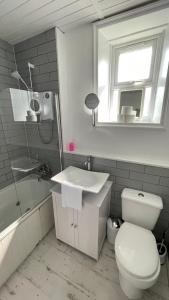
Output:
(51, 166), (109, 193)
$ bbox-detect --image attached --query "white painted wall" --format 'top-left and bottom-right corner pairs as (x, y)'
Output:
(56, 24), (169, 168)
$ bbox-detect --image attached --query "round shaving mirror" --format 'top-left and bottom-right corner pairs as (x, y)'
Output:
(85, 93), (99, 127)
(85, 93), (99, 110)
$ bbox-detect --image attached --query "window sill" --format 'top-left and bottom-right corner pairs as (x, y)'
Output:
(95, 122), (165, 129)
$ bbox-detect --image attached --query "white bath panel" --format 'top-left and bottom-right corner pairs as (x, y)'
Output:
(0, 226), (24, 287)
(0, 197), (54, 289)
(39, 196), (54, 237)
(19, 211), (42, 257)
(0, 211), (41, 287)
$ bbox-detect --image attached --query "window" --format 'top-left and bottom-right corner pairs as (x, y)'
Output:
(95, 5), (169, 126)
(116, 45), (153, 83)
(109, 37), (161, 122)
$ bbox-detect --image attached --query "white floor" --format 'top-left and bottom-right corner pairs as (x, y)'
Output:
(0, 229), (168, 300)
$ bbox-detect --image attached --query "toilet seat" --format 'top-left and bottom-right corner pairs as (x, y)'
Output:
(115, 222), (160, 280)
(116, 255), (160, 291)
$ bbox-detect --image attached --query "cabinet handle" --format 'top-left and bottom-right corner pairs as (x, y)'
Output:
(74, 224), (78, 228)
(71, 223), (74, 226)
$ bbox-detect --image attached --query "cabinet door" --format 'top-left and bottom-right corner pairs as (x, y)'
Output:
(53, 194), (75, 247)
(76, 204), (98, 259)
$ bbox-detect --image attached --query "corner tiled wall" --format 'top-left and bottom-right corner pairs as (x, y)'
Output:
(0, 29), (60, 190)
(14, 28), (60, 175)
(0, 89), (29, 185)
(14, 28), (58, 94)
(29, 147), (60, 176)
(63, 152), (169, 242)
(0, 38), (22, 188)
(0, 39), (16, 91)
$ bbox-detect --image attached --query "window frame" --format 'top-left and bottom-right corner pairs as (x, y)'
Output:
(113, 37), (158, 87)
(109, 34), (163, 122)
(93, 0), (169, 128)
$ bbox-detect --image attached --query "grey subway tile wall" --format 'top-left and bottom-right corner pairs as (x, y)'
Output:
(0, 28), (60, 189)
(145, 166), (169, 177)
(0, 93), (29, 184)
(130, 171), (160, 184)
(160, 177), (169, 186)
(29, 147), (61, 176)
(116, 161), (145, 172)
(14, 28), (60, 174)
(0, 38), (23, 188)
(0, 39), (16, 91)
(63, 152), (169, 242)
(14, 29), (58, 94)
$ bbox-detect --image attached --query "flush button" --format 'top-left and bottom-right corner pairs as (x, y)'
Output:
(138, 192), (144, 197)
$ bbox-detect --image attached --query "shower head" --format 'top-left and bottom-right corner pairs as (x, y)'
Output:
(11, 70), (29, 90)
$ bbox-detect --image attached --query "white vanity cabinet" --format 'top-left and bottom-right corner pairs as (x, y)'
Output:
(52, 181), (112, 260)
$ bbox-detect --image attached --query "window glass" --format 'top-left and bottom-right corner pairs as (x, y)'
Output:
(120, 90), (142, 117)
(117, 46), (153, 83)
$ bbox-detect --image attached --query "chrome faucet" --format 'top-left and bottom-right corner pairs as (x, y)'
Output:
(84, 156), (92, 171)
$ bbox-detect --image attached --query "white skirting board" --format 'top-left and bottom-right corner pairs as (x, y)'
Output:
(0, 195), (54, 288)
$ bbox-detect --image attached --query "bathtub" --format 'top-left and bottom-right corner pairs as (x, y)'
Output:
(0, 174), (55, 288)
(0, 174), (54, 232)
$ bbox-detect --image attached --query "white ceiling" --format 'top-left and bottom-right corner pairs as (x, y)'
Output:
(0, 0), (152, 45)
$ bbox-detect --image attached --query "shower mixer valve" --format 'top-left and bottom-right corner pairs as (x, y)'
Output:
(37, 163), (52, 180)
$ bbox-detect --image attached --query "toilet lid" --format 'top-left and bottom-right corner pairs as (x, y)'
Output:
(115, 222), (159, 279)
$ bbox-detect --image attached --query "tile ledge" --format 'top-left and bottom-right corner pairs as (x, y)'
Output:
(64, 150), (169, 169)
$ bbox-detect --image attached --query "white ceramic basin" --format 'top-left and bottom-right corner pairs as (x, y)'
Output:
(51, 166), (109, 193)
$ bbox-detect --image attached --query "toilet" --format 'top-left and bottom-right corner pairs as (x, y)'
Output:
(115, 188), (163, 299)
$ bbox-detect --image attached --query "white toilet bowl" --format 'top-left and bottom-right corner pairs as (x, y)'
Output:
(115, 222), (160, 299)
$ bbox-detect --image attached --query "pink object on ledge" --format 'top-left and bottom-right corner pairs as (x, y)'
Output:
(66, 142), (76, 152)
